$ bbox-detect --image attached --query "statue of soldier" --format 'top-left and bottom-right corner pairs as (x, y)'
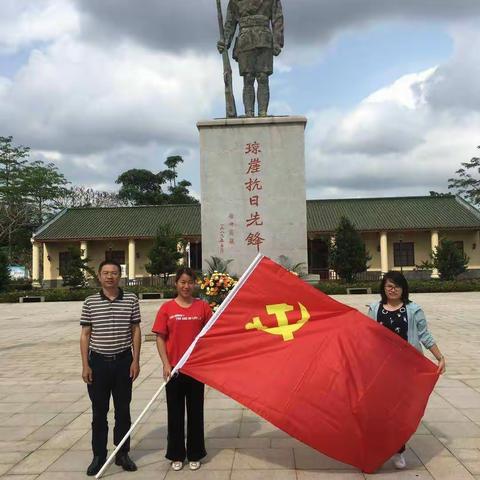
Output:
(217, 0), (284, 117)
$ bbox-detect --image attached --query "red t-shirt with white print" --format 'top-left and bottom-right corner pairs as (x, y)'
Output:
(152, 298), (213, 366)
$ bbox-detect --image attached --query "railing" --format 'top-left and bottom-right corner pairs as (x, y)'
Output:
(309, 269), (382, 282)
(125, 276), (175, 288)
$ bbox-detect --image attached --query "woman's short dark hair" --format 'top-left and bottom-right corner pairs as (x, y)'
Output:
(380, 271), (410, 304)
(175, 267), (196, 283)
(98, 259), (121, 273)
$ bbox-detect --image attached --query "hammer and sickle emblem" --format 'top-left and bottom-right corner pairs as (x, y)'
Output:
(245, 302), (310, 341)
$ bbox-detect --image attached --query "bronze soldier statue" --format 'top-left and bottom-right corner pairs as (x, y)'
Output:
(217, 0), (284, 117)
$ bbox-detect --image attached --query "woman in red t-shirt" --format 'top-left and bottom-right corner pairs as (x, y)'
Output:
(152, 267), (212, 472)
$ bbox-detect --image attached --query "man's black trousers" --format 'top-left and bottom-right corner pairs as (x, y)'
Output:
(87, 349), (132, 458)
(165, 372), (207, 462)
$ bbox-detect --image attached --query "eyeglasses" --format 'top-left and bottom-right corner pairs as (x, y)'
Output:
(385, 284), (401, 291)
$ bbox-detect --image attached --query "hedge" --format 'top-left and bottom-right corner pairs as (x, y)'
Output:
(315, 279), (480, 295)
(0, 285), (177, 303)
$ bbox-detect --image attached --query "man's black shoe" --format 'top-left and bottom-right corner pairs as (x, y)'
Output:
(87, 456), (106, 476)
(115, 453), (137, 472)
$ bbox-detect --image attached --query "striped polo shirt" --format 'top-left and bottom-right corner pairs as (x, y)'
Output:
(80, 289), (141, 355)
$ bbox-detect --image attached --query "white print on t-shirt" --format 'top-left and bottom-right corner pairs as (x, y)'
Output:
(170, 314), (201, 322)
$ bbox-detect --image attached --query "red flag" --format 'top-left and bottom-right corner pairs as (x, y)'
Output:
(179, 256), (439, 473)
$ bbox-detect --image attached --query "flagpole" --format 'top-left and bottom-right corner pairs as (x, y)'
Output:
(95, 253), (263, 478)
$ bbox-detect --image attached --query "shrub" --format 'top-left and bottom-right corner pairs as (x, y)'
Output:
(329, 217), (371, 283)
(432, 239), (469, 280)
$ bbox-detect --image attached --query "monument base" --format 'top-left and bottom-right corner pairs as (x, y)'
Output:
(197, 116), (308, 276)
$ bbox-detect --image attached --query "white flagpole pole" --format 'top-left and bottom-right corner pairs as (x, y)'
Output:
(95, 253), (264, 478)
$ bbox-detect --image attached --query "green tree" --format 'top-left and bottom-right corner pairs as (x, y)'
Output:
(61, 247), (95, 288)
(448, 146), (480, 206)
(145, 224), (184, 285)
(22, 160), (70, 225)
(0, 136), (31, 259)
(329, 216), (371, 283)
(0, 136), (30, 202)
(116, 156), (198, 206)
(116, 169), (166, 205)
(432, 239), (469, 280)
(0, 251), (10, 292)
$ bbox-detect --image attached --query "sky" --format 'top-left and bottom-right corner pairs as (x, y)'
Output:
(1, 0), (480, 201)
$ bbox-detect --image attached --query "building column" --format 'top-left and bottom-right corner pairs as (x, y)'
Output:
(80, 241), (88, 260)
(185, 242), (191, 267)
(128, 239), (136, 280)
(32, 240), (41, 287)
(380, 231), (388, 276)
(42, 243), (51, 283)
(431, 230), (440, 279)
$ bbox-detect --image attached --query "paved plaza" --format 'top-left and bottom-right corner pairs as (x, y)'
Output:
(0, 292), (479, 479)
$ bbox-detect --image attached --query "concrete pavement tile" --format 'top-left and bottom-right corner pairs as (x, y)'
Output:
(199, 448), (234, 470)
(39, 427), (86, 450)
(436, 388), (480, 409)
(239, 421), (289, 438)
(298, 473), (364, 480)
(294, 447), (357, 470)
(164, 471), (230, 480)
(409, 434), (452, 461)
(64, 412), (92, 429)
(462, 409), (480, 422)
(0, 476), (38, 480)
(463, 461), (480, 475)
(204, 398), (243, 410)
(423, 408), (470, 422)
(45, 412), (80, 426)
(424, 455), (476, 479)
(0, 402), (31, 414)
(427, 393), (454, 409)
(10, 449), (65, 475)
(453, 449), (480, 462)
(46, 450), (94, 472)
(1, 393), (48, 403)
(4, 412), (56, 426)
(233, 448), (294, 469)
(0, 451), (29, 464)
(0, 465), (14, 476)
(365, 469), (433, 479)
(27, 401), (72, 413)
(204, 408), (243, 423)
(25, 424), (64, 441)
(0, 426), (39, 441)
(205, 437), (270, 449)
(232, 470), (297, 480)
(0, 440), (43, 452)
(205, 422), (241, 438)
(271, 437), (308, 448)
(442, 438), (480, 449)
(424, 421), (480, 439)
(37, 472), (89, 480)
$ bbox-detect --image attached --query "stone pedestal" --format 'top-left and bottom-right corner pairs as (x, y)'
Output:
(197, 116), (308, 276)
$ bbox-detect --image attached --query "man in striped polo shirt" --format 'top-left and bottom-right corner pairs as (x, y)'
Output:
(80, 259), (141, 476)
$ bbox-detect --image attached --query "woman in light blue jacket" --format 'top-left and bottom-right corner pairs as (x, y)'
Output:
(367, 270), (445, 470)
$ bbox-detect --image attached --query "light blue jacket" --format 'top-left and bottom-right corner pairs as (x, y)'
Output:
(367, 301), (436, 353)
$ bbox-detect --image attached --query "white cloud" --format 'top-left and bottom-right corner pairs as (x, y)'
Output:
(306, 27), (480, 198)
(0, 0), (79, 53)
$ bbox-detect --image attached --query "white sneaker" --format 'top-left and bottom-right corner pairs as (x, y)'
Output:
(392, 453), (406, 469)
(171, 461), (183, 471)
(189, 461), (201, 471)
